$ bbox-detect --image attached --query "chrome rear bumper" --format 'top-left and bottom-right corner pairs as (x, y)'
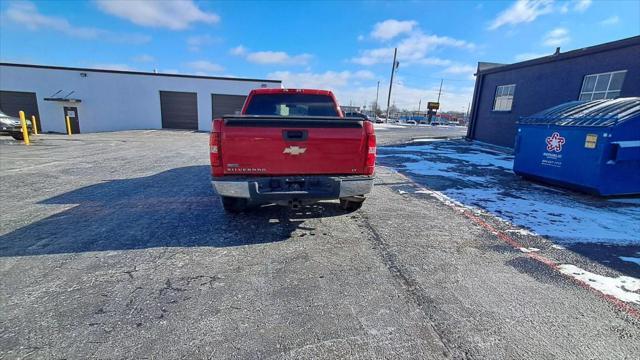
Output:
(212, 175), (374, 202)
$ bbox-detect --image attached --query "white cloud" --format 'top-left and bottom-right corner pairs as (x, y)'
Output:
(488, 0), (554, 30)
(371, 19), (418, 40)
(4, 1), (150, 44)
(514, 52), (551, 61)
(96, 0), (219, 30)
(443, 64), (476, 74)
(351, 31), (473, 66)
(574, 0), (592, 12)
(267, 70), (473, 112)
(415, 57), (453, 66)
(229, 45), (311, 65)
(247, 51), (311, 65)
(91, 64), (136, 71)
(354, 70), (375, 79)
(268, 70), (363, 89)
(600, 15), (620, 26)
(543, 27), (570, 46)
(559, 3), (570, 13)
(187, 35), (222, 52)
(229, 49), (310, 65)
(357, 35), (365, 41)
(133, 54), (155, 63)
(186, 60), (224, 74)
(230, 45), (248, 56)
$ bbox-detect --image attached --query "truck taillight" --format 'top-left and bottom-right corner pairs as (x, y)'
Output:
(364, 121), (376, 175)
(210, 119), (223, 175)
(210, 133), (221, 164)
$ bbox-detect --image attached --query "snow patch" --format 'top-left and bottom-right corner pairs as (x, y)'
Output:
(551, 244), (566, 250)
(444, 187), (640, 244)
(377, 154), (423, 161)
(558, 264), (640, 304)
(373, 123), (405, 130)
(411, 138), (446, 143)
(506, 229), (537, 236)
(519, 247), (540, 253)
(609, 198), (640, 205)
(400, 160), (486, 183)
(619, 256), (640, 266)
(403, 160), (455, 177)
(381, 142), (640, 245)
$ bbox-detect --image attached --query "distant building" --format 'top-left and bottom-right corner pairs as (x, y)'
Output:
(467, 36), (640, 148)
(0, 63), (281, 133)
(340, 105), (360, 114)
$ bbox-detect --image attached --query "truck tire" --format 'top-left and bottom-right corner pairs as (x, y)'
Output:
(340, 198), (364, 211)
(221, 196), (248, 213)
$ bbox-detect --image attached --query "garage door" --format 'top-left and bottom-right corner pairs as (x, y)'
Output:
(212, 94), (247, 119)
(159, 91), (198, 130)
(0, 91), (41, 131)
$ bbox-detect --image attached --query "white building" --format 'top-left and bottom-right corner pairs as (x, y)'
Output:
(0, 63), (281, 133)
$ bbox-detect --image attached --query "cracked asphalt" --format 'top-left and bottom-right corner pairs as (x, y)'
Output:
(1, 128), (639, 359)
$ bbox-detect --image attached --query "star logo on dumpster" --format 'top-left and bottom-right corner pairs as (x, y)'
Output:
(545, 132), (565, 152)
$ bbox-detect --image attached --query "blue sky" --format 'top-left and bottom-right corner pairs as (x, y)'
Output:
(1, 0), (638, 111)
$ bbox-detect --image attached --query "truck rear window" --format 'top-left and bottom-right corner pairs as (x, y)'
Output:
(245, 94), (339, 117)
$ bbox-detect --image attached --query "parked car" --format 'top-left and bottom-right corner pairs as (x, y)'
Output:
(344, 112), (371, 122)
(0, 110), (32, 140)
(210, 88), (376, 212)
(405, 120), (417, 125)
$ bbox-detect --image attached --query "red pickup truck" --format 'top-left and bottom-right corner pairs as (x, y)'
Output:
(210, 88), (376, 212)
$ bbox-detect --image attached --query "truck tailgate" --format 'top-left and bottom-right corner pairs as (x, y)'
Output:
(220, 116), (368, 175)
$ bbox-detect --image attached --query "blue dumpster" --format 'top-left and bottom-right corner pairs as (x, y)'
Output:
(514, 97), (640, 196)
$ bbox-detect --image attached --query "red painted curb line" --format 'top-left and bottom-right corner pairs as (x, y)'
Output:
(401, 179), (640, 321)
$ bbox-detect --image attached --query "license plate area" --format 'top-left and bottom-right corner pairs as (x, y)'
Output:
(258, 178), (332, 193)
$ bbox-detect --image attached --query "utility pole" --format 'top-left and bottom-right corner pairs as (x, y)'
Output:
(375, 81), (380, 118)
(435, 78), (443, 120)
(418, 99), (421, 113)
(385, 47), (398, 123)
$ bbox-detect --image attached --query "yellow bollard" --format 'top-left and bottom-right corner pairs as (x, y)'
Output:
(19, 111), (30, 145)
(31, 115), (39, 135)
(65, 116), (72, 135)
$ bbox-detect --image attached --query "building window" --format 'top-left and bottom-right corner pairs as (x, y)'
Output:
(579, 70), (626, 101)
(493, 84), (515, 111)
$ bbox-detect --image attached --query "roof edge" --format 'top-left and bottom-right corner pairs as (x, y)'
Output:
(477, 36), (640, 75)
(0, 62), (282, 84)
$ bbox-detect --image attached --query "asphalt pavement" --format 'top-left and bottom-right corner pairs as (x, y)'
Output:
(1, 128), (638, 359)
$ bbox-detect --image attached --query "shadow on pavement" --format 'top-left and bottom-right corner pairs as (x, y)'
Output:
(0, 166), (347, 257)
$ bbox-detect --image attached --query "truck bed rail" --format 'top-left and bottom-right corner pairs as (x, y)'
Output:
(222, 115), (365, 128)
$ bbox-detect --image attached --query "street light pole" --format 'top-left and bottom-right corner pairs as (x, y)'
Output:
(385, 47), (398, 123)
(435, 78), (443, 118)
(375, 80), (380, 118)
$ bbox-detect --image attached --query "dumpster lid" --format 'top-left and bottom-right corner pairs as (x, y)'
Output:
(518, 97), (640, 127)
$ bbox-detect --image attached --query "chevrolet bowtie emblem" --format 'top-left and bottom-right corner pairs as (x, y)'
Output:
(283, 146), (307, 155)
